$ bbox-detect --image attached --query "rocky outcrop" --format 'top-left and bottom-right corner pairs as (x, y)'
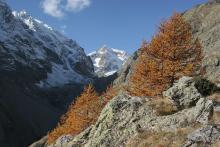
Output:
(55, 94), (153, 147)
(163, 77), (202, 110)
(183, 1), (220, 85)
(184, 125), (220, 147)
(146, 97), (213, 131)
(44, 77), (219, 147)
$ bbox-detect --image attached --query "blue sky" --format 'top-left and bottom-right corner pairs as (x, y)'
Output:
(7, 0), (207, 54)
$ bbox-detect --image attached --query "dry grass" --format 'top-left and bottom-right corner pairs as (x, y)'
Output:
(126, 125), (200, 147)
(210, 111), (220, 124)
(148, 97), (177, 116)
(212, 141), (220, 147)
(208, 92), (220, 102)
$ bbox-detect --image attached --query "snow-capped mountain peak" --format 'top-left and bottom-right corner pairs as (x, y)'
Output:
(89, 45), (129, 76)
(0, 2), (94, 88)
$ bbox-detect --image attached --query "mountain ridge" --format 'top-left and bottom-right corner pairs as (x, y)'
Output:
(8, 10), (117, 89)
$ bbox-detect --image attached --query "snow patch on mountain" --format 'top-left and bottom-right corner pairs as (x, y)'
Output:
(88, 45), (129, 76)
(36, 63), (89, 88)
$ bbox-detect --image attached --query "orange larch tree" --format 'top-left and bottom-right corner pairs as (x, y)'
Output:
(129, 13), (203, 97)
(128, 48), (161, 96)
(47, 84), (102, 144)
(101, 84), (120, 105)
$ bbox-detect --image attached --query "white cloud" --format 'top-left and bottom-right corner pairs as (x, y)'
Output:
(66, 0), (91, 12)
(41, 0), (90, 18)
(41, 0), (64, 18)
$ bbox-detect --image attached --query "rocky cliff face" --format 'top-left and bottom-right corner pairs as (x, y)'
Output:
(0, 1), (95, 147)
(183, 1), (220, 85)
(40, 77), (220, 147)
(113, 49), (139, 86)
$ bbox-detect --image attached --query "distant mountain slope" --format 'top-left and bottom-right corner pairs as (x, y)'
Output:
(0, 1), (95, 147)
(88, 45), (129, 76)
(0, 5), (94, 88)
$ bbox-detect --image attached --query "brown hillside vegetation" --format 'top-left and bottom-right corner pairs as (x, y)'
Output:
(129, 13), (203, 97)
(101, 84), (120, 105)
(47, 84), (120, 144)
(47, 84), (102, 144)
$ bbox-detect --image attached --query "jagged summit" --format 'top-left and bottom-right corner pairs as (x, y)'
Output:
(88, 45), (129, 77)
(12, 10), (53, 32)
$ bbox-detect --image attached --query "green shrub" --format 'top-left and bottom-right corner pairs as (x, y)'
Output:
(194, 77), (219, 96)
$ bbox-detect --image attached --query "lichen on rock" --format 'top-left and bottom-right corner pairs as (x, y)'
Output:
(163, 77), (202, 110)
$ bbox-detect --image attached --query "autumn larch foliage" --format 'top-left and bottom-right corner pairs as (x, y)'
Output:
(129, 13), (203, 97)
(47, 84), (102, 144)
(101, 84), (120, 105)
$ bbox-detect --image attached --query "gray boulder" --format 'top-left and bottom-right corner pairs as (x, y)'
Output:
(72, 94), (153, 147)
(163, 77), (202, 110)
(145, 97), (213, 132)
(184, 125), (220, 147)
